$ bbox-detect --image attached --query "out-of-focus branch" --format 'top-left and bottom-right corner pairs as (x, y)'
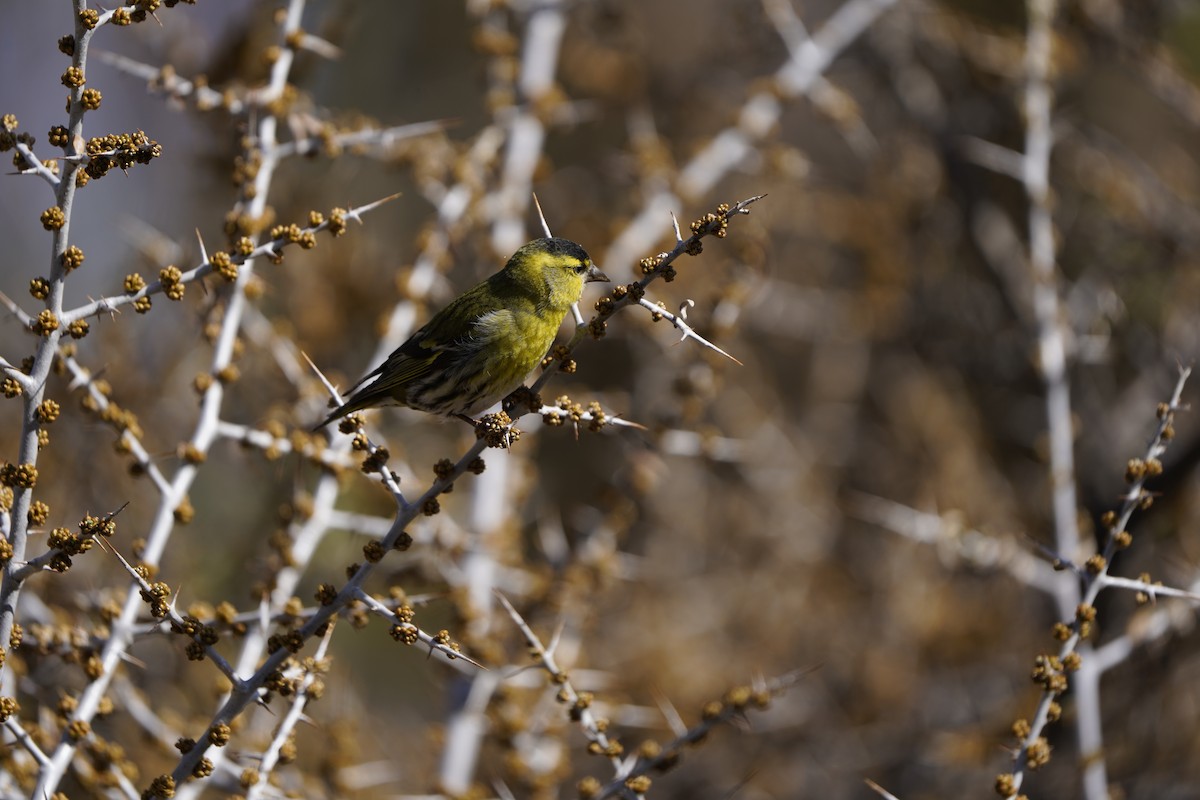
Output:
(490, 0), (566, 254)
(849, 493), (1060, 592)
(61, 194), (399, 325)
(1002, 366), (1190, 800)
(1022, 0), (1080, 586)
(606, 0), (896, 274)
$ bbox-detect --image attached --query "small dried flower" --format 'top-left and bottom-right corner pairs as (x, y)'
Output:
(61, 67), (85, 88)
(40, 206), (65, 230)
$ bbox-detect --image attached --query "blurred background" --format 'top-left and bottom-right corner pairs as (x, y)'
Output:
(4, 1), (1200, 798)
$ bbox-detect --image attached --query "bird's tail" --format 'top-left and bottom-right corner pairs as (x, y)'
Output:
(312, 373), (385, 431)
(312, 403), (349, 431)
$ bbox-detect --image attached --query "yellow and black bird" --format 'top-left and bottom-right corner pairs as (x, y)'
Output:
(319, 237), (608, 428)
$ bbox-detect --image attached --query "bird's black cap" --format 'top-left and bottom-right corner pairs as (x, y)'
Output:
(539, 237), (592, 264)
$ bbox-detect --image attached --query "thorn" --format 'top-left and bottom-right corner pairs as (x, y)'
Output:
(546, 619), (566, 657)
(638, 297), (743, 365)
(0, 290), (33, 327)
(104, 501), (131, 522)
(653, 688), (688, 738)
(302, 350), (341, 400)
(449, 647), (486, 670)
(733, 193), (768, 212)
(533, 192), (553, 238)
(67, 367), (91, 391)
(258, 596), (272, 637)
(118, 650), (148, 670)
(194, 229), (209, 265)
(864, 778), (902, 800)
(346, 192), (402, 224)
(671, 211), (683, 243)
(297, 32), (342, 60)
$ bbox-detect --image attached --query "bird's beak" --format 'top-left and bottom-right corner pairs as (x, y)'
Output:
(586, 263), (610, 283)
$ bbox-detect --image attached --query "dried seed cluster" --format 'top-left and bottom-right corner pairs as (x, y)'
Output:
(61, 245), (85, 271)
(82, 131), (161, 180)
(476, 410), (521, 448)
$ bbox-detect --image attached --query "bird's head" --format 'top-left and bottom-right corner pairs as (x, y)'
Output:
(505, 237), (609, 310)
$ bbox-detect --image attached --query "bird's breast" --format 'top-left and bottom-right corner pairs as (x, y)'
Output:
(473, 307), (559, 370)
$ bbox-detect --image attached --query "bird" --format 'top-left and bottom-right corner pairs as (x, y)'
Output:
(317, 237), (609, 429)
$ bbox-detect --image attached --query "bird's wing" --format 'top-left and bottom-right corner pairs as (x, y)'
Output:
(350, 290), (508, 398)
(350, 331), (444, 399)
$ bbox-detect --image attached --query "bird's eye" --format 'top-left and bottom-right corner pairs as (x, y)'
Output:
(572, 262), (588, 275)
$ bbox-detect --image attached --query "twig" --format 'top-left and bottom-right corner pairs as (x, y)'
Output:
(1002, 365), (1190, 800)
(61, 193), (402, 325)
(635, 297), (743, 365)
